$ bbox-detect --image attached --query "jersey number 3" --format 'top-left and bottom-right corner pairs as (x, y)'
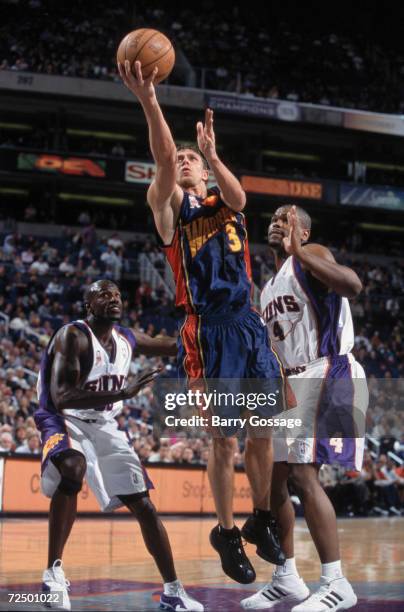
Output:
(225, 223), (242, 252)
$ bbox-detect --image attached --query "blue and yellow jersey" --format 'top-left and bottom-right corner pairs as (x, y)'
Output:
(163, 186), (252, 317)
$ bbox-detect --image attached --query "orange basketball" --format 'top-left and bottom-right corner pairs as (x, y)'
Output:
(117, 28), (175, 84)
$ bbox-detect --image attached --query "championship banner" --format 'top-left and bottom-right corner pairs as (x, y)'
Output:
(340, 182), (404, 211)
(241, 175), (323, 200)
(206, 94), (301, 122)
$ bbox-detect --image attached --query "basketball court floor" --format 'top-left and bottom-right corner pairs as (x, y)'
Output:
(1, 516), (403, 611)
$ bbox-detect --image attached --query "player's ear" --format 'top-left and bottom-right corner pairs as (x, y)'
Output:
(202, 167), (209, 182)
(302, 229), (310, 242)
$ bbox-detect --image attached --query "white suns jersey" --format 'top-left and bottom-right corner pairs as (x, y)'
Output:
(261, 256), (354, 369)
(37, 320), (135, 421)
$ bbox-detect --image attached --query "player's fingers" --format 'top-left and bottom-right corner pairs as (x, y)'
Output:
(206, 108), (214, 133)
(196, 122), (204, 139)
(146, 66), (158, 85)
(133, 60), (144, 84)
(124, 59), (133, 80)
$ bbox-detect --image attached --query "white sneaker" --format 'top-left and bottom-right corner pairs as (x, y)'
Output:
(160, 582), (204, 611)
(240, 570), (310, 609)
(42, 559), (71, 610)
(292, 576), (357, 611)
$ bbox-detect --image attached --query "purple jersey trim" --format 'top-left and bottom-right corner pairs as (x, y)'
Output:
(292, 257), (342, 359)
(315, 355), (358, 467)
(114, 325), (136, 353)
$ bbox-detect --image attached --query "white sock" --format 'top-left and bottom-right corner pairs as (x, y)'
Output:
(164, 579), (182, 595)
(276, 557), (299, 576)
(321, 560), (343, 580)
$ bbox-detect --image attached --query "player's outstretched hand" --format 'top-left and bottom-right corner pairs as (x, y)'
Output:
(118, 60), (158, 102)
(197, 108), (217, 161)
(121, 366), (163, 400)
(283, 205), (304, 256)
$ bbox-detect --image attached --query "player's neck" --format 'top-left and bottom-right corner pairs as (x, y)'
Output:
(272, 248), (287, 271)
(185, 183), (207, 198)
(86, 316), (114, 344)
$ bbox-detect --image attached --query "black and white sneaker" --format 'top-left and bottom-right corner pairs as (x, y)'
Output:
(210, 525), (256, 584)
(240, 569), (309, 609)
(291, 576), (357, 611)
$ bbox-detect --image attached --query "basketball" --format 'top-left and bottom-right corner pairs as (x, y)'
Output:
(117, 28), (175, 84)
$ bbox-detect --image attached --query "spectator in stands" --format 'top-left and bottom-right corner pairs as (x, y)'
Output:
(24, 204), (38, 221)
(85, 259), (101, 278)
(0, 431), (14, 452)
(111, 142), (125, 157)
(45, 277), (64, 298)
(15, 431), (41, 454)
(29, 256), (49, 276)
(58, 255), (75, 276)
(374, 454), (402, 515)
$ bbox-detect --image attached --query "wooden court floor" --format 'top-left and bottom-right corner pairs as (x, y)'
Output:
(0, 516), (403, 611)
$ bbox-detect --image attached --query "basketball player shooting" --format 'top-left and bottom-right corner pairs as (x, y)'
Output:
(118, 59), (285, 585)
(34, 280), (203, 612)
(241, 206), (368, 611)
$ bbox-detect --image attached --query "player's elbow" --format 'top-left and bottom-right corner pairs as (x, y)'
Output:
(346, 276), (363, 298)
(226, 190), (246, 212)
(53, 390), (74, 411)
(155, 145), (177, 168)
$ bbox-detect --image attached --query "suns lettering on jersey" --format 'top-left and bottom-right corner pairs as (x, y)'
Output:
(184, 207), (242, 258)
(263, 294), (300, 323)
(84, 374), (126, 392)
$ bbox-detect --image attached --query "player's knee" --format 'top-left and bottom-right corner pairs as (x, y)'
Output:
(289, 464), (318, 496)
(54, 451), (87, 483)
(127, 495), (157, 524)
(245, 436), (271, 451)
(57, 475), (83, 496)
(212, 437), (237, 459)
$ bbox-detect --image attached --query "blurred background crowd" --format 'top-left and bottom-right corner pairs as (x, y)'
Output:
(0, 0), (403, 113)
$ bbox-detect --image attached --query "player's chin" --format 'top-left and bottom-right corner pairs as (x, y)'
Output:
(178, 177), (196, 189)
(268, 235), (283, 249)
(105, 310), (122, 322)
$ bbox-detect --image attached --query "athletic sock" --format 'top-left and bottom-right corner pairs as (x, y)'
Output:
(276, 556), (298, 576)
(321, 560), (343, 580)
(218, 525), (238, 538)
(164, 579), (182, 595)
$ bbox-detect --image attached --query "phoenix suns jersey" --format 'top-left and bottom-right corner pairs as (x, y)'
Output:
(261, 256), (354, 369)
(36, 320), (136, 420)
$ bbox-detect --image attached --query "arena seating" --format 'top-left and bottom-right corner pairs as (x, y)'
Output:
(0, 1), (402, 113)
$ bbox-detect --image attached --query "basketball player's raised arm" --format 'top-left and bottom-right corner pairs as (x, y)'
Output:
(133, 330), (177, 357)
(284, 207), (362, 298)
(50, 326), (161, 410)
(197, 109), (246, 212)
(118, 60), (182, 243)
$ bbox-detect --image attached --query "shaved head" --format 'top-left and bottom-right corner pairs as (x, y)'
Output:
(275, 205), (312, 229)
(84, 280), (120, 307)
